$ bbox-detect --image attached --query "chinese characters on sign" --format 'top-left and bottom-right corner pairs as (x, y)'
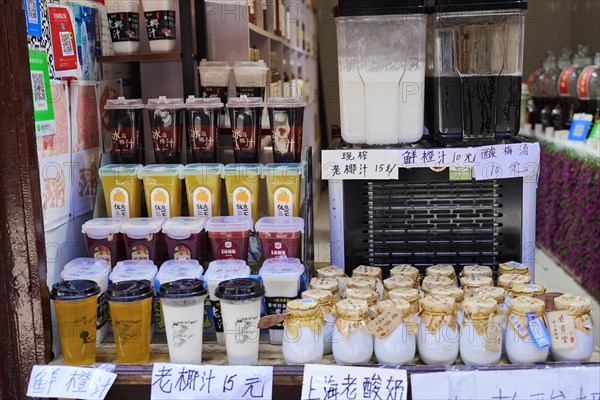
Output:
(321, 143), (540, 182)
(410, 367), (600, 400)
(301, 364), (407, 400)
(151, 363), (273, 400)
(27, 365), (116, 400)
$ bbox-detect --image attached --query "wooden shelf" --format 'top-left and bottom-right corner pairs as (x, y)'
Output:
(50, 335), (600, 387)
(249, 23), (283, 43)
(97, 52), (182, 63)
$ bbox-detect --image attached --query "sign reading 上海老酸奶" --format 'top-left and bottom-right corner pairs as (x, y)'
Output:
(322, 143), (540, 182)
(301, 364), (408, 400)
(150, 363), (273, 400)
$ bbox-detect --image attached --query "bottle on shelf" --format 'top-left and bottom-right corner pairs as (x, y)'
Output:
(248, 0), (256, 24)
(529, 52), (556, 128)
(557, 44), (592, 129)
(577, 52), (600, 122)
(275, 0), (283, 36)
(546, 48), (573, 130)
(262, 0), (268, 31)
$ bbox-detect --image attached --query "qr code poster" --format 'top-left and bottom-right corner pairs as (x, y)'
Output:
(28, 51), (56, 137)
(23, 0), (42, 36)
(48, 5), (80, 79)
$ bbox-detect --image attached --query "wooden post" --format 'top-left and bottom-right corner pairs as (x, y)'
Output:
(0, 0), (53, 397)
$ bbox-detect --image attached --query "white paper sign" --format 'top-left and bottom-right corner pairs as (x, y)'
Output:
(301, 364), (408, 400)
(322, 143), (540, 182)
(322, 149), (399, 180)
(27, 365), (117, 399)
(150, 363), (273, 400)
(411, 367), (600, 400)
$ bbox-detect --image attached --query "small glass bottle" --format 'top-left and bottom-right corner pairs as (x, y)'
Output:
(497, 273), (531, 295)
(389, 288), (421, 318)
(421, 275), (454, 295)
(460, 297), (502, 366)
(390, 264), (421, 289)
(302, 289), (335, 355)
(460, 275), (494, 291)
(282, 299), (324, 365)
(315, 265), (348, 298)
(346, 288), (378, 319)
(505, 296), (549, 364)
(352, 265), (383, 280)
(332, 299), (373, 365)
(429, 286), (465, 324)
(418, 295), (459, 365)
(373, 300), (417, 366)
(460, 265), (493, 279)
(425, 264), (457, 284)
(383, 276), (416, 299)
(550, 294), (595, 362)
(309, 277), (340, 302)
(347, 276), (378, 292)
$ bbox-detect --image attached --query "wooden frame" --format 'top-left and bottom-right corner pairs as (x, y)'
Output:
(0, 0), (52, 397)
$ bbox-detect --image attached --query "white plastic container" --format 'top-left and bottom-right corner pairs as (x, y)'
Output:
(105, 0), (140, 54)
(505, 296), (549, 364)
(216, 278), (264, 365)
(332, 299), (373, 365)
(373, 300), (417, 366)
(159, 279), (207, 364)
(204, 259), (251, 345)
(550, 294), (595, 362)
(259, 258), (305, 345)
(301, 289), (335, 355)
(110, 259), (159, 284)
(282, 299), (324, 365)
(60, 257), (111, 344)
(417, 295), (459, 365)
(233, 61), (269, 98)
(335, 2), (428, 144)
(156, 259), (204, 286)
(459, 297), (502, 366)
(141, 0), (177, 52)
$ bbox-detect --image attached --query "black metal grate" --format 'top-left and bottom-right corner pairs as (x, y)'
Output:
(342, 169), (523, 278)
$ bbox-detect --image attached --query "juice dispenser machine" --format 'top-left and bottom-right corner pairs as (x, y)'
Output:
(428, 0), (528, 142)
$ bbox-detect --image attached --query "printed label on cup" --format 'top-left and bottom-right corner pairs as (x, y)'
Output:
(108, 12), (139, 42)
(200, 86), (228, 106)
(116, 319), (141, 343)
(234, 315), (260, 344)
(236, 86), (265, 98)
(97, 292), (109, 329)
(189, 124), (217, 152)
(174, 244), (191, 260)
(218, 240), (238, 259)
(144, 10), (176, 41)
(110, 187), (130, 218)
(264, 297), (295, 330)
(232, 187), (251, 217)
(192, 187), (212, 217)
(269, 241), (288, 258)
(273, 187), (293, 217)
(94, 245), (112, 266)
(132, 244), (150, 260)
(111, 126), (139, 154)
(150, 188), (170, 218)
(211, 300), (224, 333)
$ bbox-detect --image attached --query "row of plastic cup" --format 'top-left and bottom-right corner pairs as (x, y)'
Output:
(99, 163), (303, 222)
(106, 0), (177, 54)
(53, 257), (306, 365)
(106, 95), (305, 165)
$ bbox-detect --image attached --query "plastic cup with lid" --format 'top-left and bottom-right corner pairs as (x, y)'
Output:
(99, 164), (143, 218)
(106, 280), (155, 364)
(159, 279), (208, 364)
(185, 97), (223, 163)
(61, 258), (111, 343)
(146, 97), (185, 163)
(141, 0), (177, 52)
(267, 97), (306, 162)
(119, 218), (167, 264)
(104, 97), (145, 163)
(204, 259), (251, 345)
(206, 216), (254, 262)
(156, 259), (204, 286)
(197, 60), (231, 108)
(50, 280), (101, 365)
(215, 278), (265, 365)
(81, 218), (127, 268)
(233, 60), (269, 98)
(105, 0), (141, 54)
(161, 216), (208, 262)
(259, 257), (305, 345)
(256, 217), (304, 259)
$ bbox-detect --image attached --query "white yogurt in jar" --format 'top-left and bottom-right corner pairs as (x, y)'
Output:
(417, 295), (459, 365)
(332, 299), (373, 365)
(282, 299), (324, 365)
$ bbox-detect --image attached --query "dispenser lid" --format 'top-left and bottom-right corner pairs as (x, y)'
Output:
(433, 0), (528, 13)
(336, 0), (429, 16)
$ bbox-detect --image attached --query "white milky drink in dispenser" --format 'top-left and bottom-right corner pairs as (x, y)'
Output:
(429, 0), (528, 142)
(204, 259), (251, 345)
(259, 258), (305, 345)
(335, 0), (428, 144)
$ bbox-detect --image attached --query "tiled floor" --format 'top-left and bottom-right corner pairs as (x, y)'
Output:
(313, 189), (600, 344)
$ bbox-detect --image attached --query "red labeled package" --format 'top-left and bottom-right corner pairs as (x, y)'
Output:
(48, 5), (78, 75)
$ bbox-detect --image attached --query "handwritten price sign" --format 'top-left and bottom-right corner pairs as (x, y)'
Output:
(322, 143), (540, 182)
(411, 366), (600, 400)
(151, 363), (273, 400)
(27, 365), (116, 399)
(301, 364), (407, 400)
